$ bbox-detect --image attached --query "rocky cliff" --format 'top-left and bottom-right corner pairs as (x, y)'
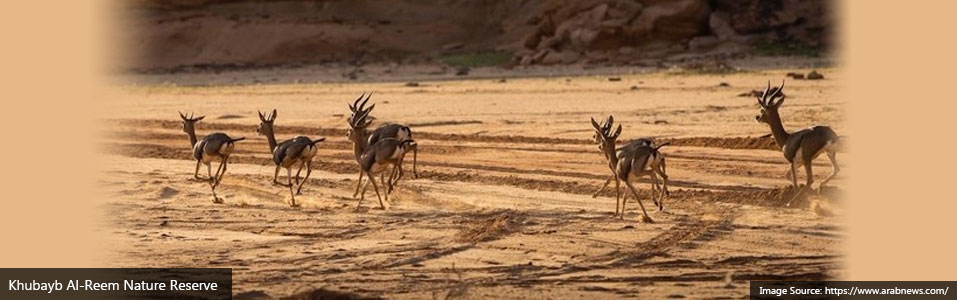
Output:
(122, 0), (831, 71)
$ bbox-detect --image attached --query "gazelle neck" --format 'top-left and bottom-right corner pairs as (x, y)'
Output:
(765, 111), (791, 148)
(604, 139), (619, 168)
(352, 128), (369, 160)
(263, 127), (278, 152)
(185, 126), (198, 147)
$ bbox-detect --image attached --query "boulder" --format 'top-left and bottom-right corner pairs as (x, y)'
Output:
(709, 11), (738, 41)
(541, 50), (580, 65)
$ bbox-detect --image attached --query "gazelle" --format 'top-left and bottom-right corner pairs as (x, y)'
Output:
(369, 123), (418, 192)
(180, 112), (245, 203)
(613, 141), (670, 223)
(346, 93), (417, 197)
(755, 81), (840, 206)
(590, 116), (670, 217)
(356, 138), (418, 210)
(256, 109), (326, 207)
(345, 96), (414, 209)
(348, 93), (418, 191)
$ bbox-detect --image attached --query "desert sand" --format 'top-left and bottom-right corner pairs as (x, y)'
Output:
(100, 67), (844, 299)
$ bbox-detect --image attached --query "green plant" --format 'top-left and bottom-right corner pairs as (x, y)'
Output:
(753, 41), (823, 57)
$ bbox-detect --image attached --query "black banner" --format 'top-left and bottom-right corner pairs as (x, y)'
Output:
(0, 268), (231, 300)
(751, 281), (954, 299)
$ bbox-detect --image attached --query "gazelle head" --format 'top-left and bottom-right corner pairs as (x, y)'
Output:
(257, 109), (278, 136)
(591, 115), (622, 157)
(755, 80), (786, 124)
(179, 111), (205, 134)
(346, 92), (376, 142)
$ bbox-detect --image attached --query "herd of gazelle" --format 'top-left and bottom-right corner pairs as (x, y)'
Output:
(178, 80), (840, 222)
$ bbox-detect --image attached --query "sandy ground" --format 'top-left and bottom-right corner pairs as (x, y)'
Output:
(99, 68), (845, 299)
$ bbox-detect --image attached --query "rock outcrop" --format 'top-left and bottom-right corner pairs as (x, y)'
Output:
(122, 0), (832, 71)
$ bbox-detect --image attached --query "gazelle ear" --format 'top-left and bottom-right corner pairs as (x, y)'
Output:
(258, 111), (265, 121)
(271, 109), (278, 120)
(195, 115), (205, 121)
(590, 118), (601, 131)
(612, 124), (622, 138)
(179, 111), (187, 121)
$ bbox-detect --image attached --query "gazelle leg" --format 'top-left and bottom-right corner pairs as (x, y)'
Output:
(619, 177), (627, 220)
(619, 188), (630, 219)
(394, 162), (405, 187)
(294, 164), (304, 186)
(273, 165), (290, 187)
(220, 158), (229, 183)
(614, 176), (622, 217)
(787, 160), (814, 207)
(361, 177), (371, 196)
(287, 167), (299, 207)
(411, 144), (418, 178)
(209, 181), (218, 203)
(368, 171), (386, 209)
(387, 164), (399, 194)
(819, 152), (840, 189)
(660, 159), (670, 196)
(390, 164), (405, 194)
(650, 173), (660, 210)
(380, 172), (390, 203)
(194, 160), (204, 180)
(657, 170), (669, 211)
(623, 178), (653, 223)
(356, 174), (372, 210)
(296, 161), (312, 195)
(353, 171), (364, 198)
(206, 163), (221, 203)
(273, 164), (280, 185)
(206, 162), (213, 184)
(212, 160), (225, 188)
(789, 161), (799, 189)
(379, 172), (385, 192)
(593, 174), (614, 198)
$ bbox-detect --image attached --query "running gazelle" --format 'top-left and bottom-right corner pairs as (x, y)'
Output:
(590, 116), (670, 222)
(754, 81), (841, 206)
(256, 109), (326, 207)
(179, 112), (245, 203)
(345, 93), (417, 209)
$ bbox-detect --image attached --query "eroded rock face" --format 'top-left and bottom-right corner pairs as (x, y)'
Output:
(711, 0), (831, 46)
(123, 0), (831, 70)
